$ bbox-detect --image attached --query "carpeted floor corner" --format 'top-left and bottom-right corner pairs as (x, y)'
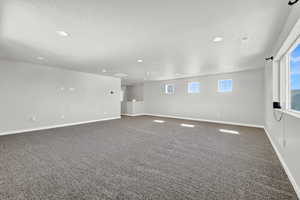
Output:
(0, 116), (298, 200)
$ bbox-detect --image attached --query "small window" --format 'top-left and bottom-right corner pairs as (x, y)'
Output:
(188, 82), (200, 94)
(218, 79), (233, 92)
(165, 84), (174, 94)
(289, 43), (300, 112)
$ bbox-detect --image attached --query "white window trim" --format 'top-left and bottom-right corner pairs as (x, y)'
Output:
(218, 79), (233, 93)
(188, 82), (200, 94)
(273, 18), (300, 119)
(165, 84), (175, 94)
(285, 36), (300, 117)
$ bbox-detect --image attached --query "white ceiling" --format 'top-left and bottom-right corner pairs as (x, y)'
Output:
(0, 0), (291, 85)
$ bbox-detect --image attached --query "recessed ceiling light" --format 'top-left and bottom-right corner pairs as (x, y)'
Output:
(36, 56), (45, 60)
(102, 69), (107, 73)
(137, 59), (143, 63)
(114, 73), (128, 77)
(213, 37), (223, 42)
(56, 31), (69, 37)
(175, 73), (181, 76)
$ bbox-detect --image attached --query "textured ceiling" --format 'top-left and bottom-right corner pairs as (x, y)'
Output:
(0, 0), (291, 84)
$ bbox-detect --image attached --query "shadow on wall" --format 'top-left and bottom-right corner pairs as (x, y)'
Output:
(126, 84), (144, 102)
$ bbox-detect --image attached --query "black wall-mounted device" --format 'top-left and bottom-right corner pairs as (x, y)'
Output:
(288, 0), (299, 6)
(273, 102), (282, 109)
(265, 56), (274, 61)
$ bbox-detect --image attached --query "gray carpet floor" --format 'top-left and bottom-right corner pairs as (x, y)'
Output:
(0, 116), (298, 200)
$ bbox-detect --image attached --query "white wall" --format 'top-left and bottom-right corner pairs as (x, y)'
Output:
(0, 59), (121, 135)
(121, 86), (128, 114)
(144, 69), (265, 126)
(126, 84), (144, 101)
(121, 86), (127, 102)
(265, 63), (300, 197)
(125, 101), (145, 115)
(264, 4), (300, 196)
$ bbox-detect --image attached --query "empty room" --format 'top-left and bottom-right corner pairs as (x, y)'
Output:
(0, 0), (300, 199)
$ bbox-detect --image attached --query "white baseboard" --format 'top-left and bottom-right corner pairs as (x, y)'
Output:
(264, 127), (300, 198)
(0, 116), (121, 137)
(121, 113), (146, 117)
(143, 113), (264, 128)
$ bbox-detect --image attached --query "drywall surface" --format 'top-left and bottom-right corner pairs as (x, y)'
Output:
(144, 69), (265, 126)
(121, 86), (127, 102)
(265, 63), (300, 196)
(121, 102), (127, 114)
(0, 60), (121, 134)
(125, 101), (145, 115)
(264, 4), (300, 196)
(126, 84), (144, 101)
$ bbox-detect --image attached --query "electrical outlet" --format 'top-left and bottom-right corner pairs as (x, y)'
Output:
(30, 116), (37, 122)
(61, 115), (65, 119)
(104, 112), (107, 114)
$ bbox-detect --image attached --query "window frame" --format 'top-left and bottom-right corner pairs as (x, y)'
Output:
(218, 79), (233, 93)
(286, 36), (300, 116)
(164, 84), (175, 95)
(187, 81), (200, 94)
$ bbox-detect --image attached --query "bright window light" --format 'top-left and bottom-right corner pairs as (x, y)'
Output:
(289, 43), (300, 112)
(188, 82), (200, 94)
(218, 79), (233, 92)
(180, 123), (195, 128)
(165, 84), (175, 94)
(219, 129), (240, 135)
(153, 120), (165, 123)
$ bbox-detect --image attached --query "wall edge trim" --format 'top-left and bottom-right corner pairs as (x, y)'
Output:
(0, 116), (121, 137)
(264, 127), (300, 198)
(121, 113), (147, 117)
(142, 113), (264, 128)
